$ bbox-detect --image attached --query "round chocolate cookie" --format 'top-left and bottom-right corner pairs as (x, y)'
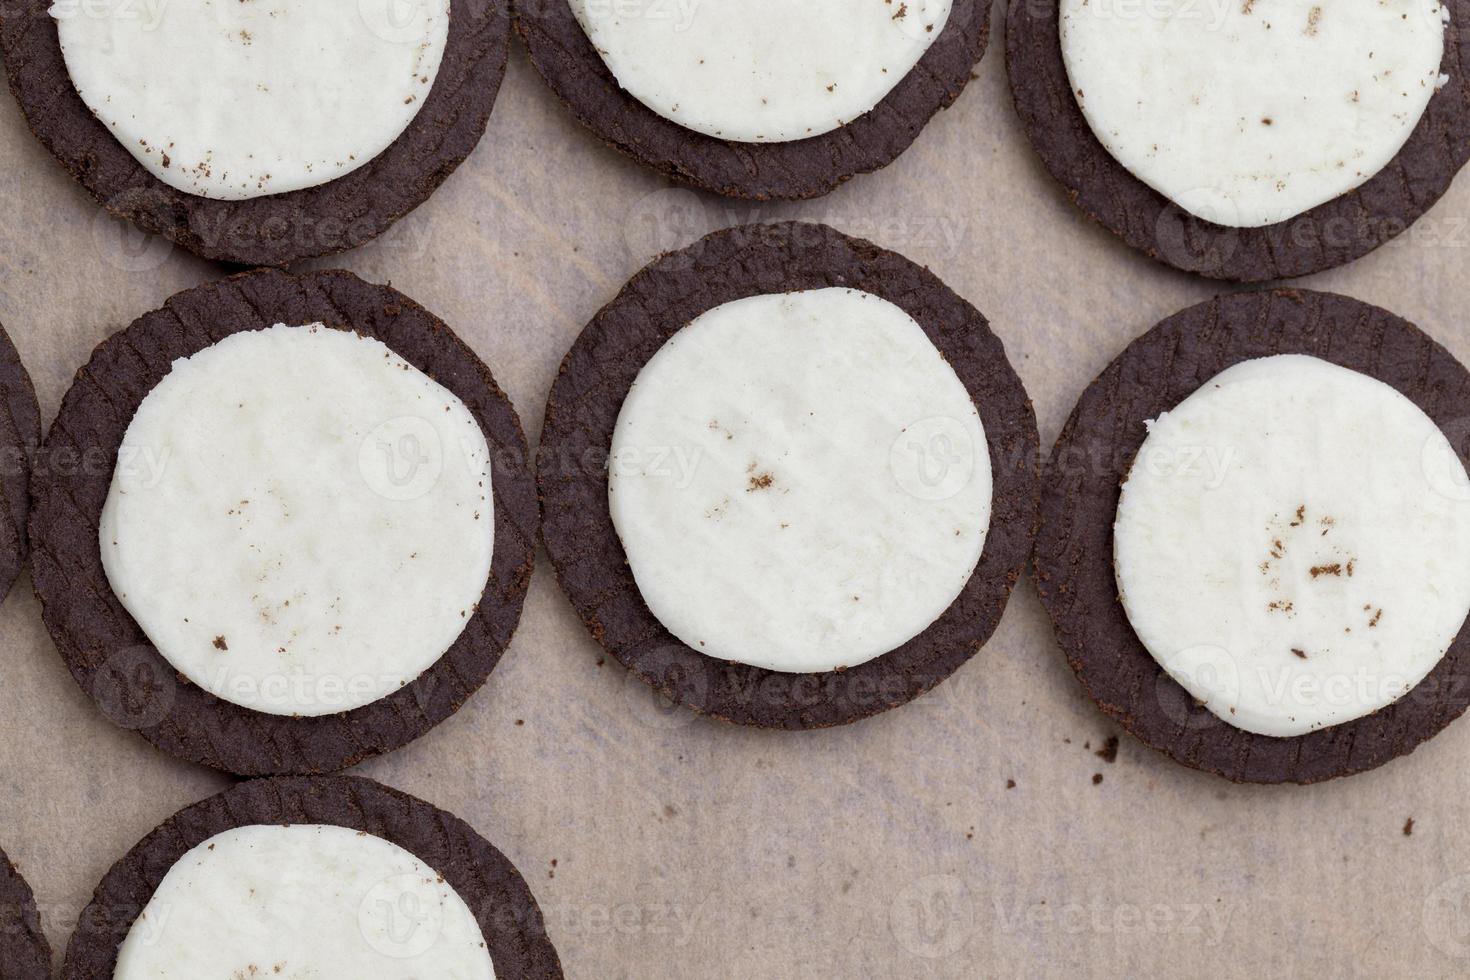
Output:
(61, 775), (562, 979)
(0, 846), (50, 980)
(29, 269), (536, 775)
(1006, 0), (1470, 281)
(538, 221), (1039, 728)
(1036, 289), (1470, 784)
(0, 0), (509, 266)
(0, 326), (39, 605)
(515, 0), (992, 200)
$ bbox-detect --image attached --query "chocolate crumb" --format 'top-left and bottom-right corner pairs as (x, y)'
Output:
(1091, 773), (1104, 785)
(1095, 736), (1119, 763)
(212, 636), (228, 651)
(1403, 817), (1415, 836)
(1005, 779), (1016, 789)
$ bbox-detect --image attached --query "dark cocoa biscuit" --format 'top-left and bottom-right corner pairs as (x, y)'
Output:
(538, 221), (1039, 728)
(1006, 0), (1470, 281)
(61, 775), (563, 979)
(0, 846), (50, 980)
(0, 0), (509, 266)
(0, 325), (40, 604)
(29, 269), (536, 775)
(1035, 289), (1470, 784)
(514, 0), (992, 200)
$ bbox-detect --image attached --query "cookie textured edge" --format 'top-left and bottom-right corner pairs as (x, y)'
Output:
(1034, 288), (1470, 783)
(0, 0), (510, 265)
(539, 220), (1040, 728)
(1006, 0), (1470, 281)
(29, 268), (537, 775)
(60, 775), (563, 979)
(0, 845), (51, 980)
(0, 324), (39, 604)
(515, 0), (992, 200)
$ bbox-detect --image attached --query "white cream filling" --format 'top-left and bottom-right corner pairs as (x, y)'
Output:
(569, 0), (953, 142)
(99, 324), (494, 717)
(1059, 0), (1446, 227)
(1114, 354), (1470, 737)
(608, 287), (991, 674)
(114, 824), (495, 980)
(53, 0), (450, 200)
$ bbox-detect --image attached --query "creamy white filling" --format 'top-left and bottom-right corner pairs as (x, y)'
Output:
(608, 287), (991, 674)
(114, 824), (495, 980)
(1114, 354), (1470, 737)
(99, 324), (494, 716)
(569, 0), (952, 142)
(53, 0), (449, 200)
(1060, 0), (1446, 227)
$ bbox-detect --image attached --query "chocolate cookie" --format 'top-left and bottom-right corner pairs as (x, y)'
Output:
(29, 269), (537, 775)
(61, 775), (562, 979)
(0, 325), (39, 604)
(538, 221), (1039, 728)
(1006, 0), (1470, 281)
(1035, 289), (1470, 783)
(0, 846), (50, 980)
(515, 0), (992, 200)
(0, 0), (509, 266)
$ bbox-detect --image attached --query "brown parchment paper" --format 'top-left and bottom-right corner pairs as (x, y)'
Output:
(2, 5), (1470, 976)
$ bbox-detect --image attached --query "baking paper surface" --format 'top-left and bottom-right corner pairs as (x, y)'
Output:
(2, 5), (1469, 974)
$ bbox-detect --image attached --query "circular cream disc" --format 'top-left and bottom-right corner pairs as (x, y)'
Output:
(99, 324), (494, 717)
(569, 0), (953, 142)
(608, 287), (991, 674)
(115, 824), (495, 979)
(1060, 0), (1446, 227)
(54, 0), (449, 200)
(1114, 354), (1470, 736)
